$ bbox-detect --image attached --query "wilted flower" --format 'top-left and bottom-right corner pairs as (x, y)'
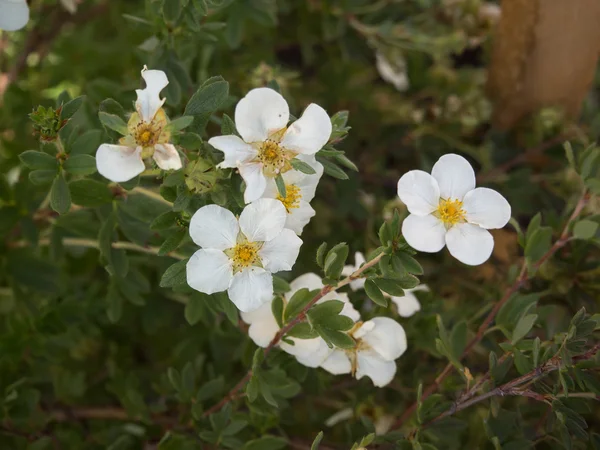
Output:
(397, 153), (511, 265)
(186, 199), (302, 312)
(0, 0), (29, 31)
(208, 87), (332, 203)
(261, 155), (323, 235)
(342, 252), (366, 291)
(96, 67), (182, 182)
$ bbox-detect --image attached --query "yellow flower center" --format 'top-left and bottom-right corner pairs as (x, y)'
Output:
(121, 108), (171, 159)
(437, 198), (466, 226)
(255, 138), (297, 178)
(276, 184), (301, 212)
(227, 240), (262, 273)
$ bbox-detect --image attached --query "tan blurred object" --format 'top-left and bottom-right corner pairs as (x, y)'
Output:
(487, 0), (600, 130)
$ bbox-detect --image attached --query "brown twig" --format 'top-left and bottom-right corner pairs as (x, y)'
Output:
(201, 252), (386, 418)
(391, 191), (590, 430)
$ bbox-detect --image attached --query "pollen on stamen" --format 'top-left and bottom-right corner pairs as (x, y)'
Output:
(437, 198), (466, 226)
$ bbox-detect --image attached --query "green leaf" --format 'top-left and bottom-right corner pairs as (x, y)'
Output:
(60, 96), (85, 120)
(214, 292), (238, 326)
(63, 154), (97, 175)
(396, 273), (420, 289)
(69, 179), (114, 207)
(272, 276), (291, 294)
(573, 220), (598, 240)
(167, 116), (194, 132)
(374, 278), (405, 296)
(525, 226), (553, 262)
(185, 295), (207, 325)
(244, 435), (287, 450)
(158, 228), (186, 256)
(311, 431), (324, 450)
(315, 326), (355, 349)
(50, 173), (71, 214)
(450, 321), (467, 359)
(323, 243), (348, 279)
(71, 129), (103, 155)
(316, 157), (349, 180)
(275, 173), (286, 198)
(511, 314), (537, 344)
(98, 112), (128, 135)
(163, 0), (182, 23)
(396, 252), (424, 275)
(286, 322), (318, 339)
(290, 158), (317, 174)
(365, 279), (387, 306)
(284, 288), (313, 322)
(151, 211), (179, 231)
(184, 77), (229, 116)
(271, 296), (284, 328)
(333, 153), (358, 172)
(220, 113), (237, 135)
(316, 242), (328, 268)
(307, 300), (344, 323)
(160, 259), (189, 287)
(19, 150), (58, 170)
(29, 169), (58, 186)
(106, 281), (122, 323)
(246, 376), (259, 403)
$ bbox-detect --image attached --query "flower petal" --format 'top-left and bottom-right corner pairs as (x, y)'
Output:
(239, 162), (268, 203)
(320, 350), (352, 375)
(135, 67), (168, 122)
(462, 187), (511, 229)
(259, 228), (302, 273)
(208, 135), (257, 169)
(288, 273), (323, 297)
(0, 0), (29, 31)
(397, 170), (440, 215)
(186, 249), (233, 295)
(285, 201), (316, 235)
(228, 267), (273, 312)
(189, 204), (239, 250)
(240, 301), (279, 347)
(239, 198), (287, 242)
(356, 351), (397, 387)
(96, 144), (144, 183)
(359, 317), (407, 361)
(153, 144), (182, 170)
(280, 103), (332, 155)
(446, 223), (494, 265)
(235, 88), (289, 143)
(391, 286), (427, 318)
(431, 153), (475, 201)
(402, 214), (446, 253)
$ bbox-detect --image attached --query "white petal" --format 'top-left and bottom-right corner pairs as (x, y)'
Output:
(259, 228), (302, 273)
(209, 135), (257, 169)
(135, 67), (168, 122)
(239, 198), (286, 242)
(186, 249), (233, 295)
(285, 201), (315, 235)
(397, 170), (440, 215)
(392, 292), (421, 318)
(153, 144), (182, 170)
(288, 273), (323, 298)
(228, 267), (273, 312)
(462, 187), (511, 229)
(402, 214), (446, 253)
(431, 154), (475, 201)
(0, 0), (29, 31)
(235, 88), (289, 143)
(291, 338), (332, 368)
(320, 350), (352, 375)
(239, 162), (268, 203)
(240, 301), (279, 348)
(96, 144), (144, 183)
(189, 205), (239, 250)
(354, 252), (366, 267)
(446, 223), (494, 266)
(280, 103), (332, 155)
(356, 351), (397, 387)
(360, 317), (407, 361)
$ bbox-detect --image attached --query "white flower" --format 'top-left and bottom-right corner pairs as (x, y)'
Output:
(375, 51), (409, 92)
(96, 67), (182, 183)
(342, 252), (366, 291)
(240, 272), (360, 365)
(319, 317), (407, 387)
(261, 155), (323, 235)
(389, 285), (429, 318)
(397, 153), (511, 266)
(208, 87), (332, 203)
(0, 0), (29, 31)
(186, 199), (302, 312)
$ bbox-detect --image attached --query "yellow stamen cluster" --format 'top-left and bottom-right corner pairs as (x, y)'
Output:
(276, 184), (301, 212)
(121, 109), (170, 159)
(256, 139), (297, 177)
(437, 198), (466, 226)
(228, 241), (261, 273)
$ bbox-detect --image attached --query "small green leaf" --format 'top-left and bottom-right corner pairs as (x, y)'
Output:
(151, 211), (179, 231)
(284, 288), (314, 322)
(573, 219), (598, 240)
(158, 228), (186, 256)
(511, 314), (537, 344)
(271, 296), (284, 328)
(184, 77), (229, 116)
(365, 279), (387, 306)
(50, 173), (71, 215)
(524, 227), (552, 262)
(71, 129), (103, 155)
(317, 157), (349, 180)
(290, 158), (317, 174)
(220, 113), (238, 135)
(316, 242), (328, 268)
(315, 326), (355, 349)
(273, 276), (291, 294)
(163, 0), (182, 23)
(167, 116), (194, 132)
(98, 112), (128, 135)
(19, 150), (58, 170)
(311, 431), (324, 450)
(60, 96), (85, 120)
(69, 179), (113, 207)
(160, 259), (189, 287)
(396, 252), (424, 275)
(374, 278), (405, 296)
(244, 435), (287, 450)
(30, 169), (58, 186)
(333, 153), (358, 172)
(63, 154), (97, 175)
(275, 174), (286, 198)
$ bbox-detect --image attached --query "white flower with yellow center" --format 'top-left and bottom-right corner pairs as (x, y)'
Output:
(241, 273), (360, 366)
(96, 67), (182, 183)
(261, 155), (323, 235)
(208, 87), (332, 203)
(186, 199), (302, 312)
(318, 317), (407, 387)
(0, 0), (29, 31)
(397, 153), (511, 266)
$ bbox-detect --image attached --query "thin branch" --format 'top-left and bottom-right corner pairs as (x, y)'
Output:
(392, 191), (590, 430)
(132, 187), (173, 206)
(201, 252), (386, 418)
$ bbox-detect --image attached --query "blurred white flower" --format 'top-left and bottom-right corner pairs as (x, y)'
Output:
(375, 51), (409, 92)
(389, 285), (429, 318)
(261, 155), (323, 235)
(0, 0), (29, 31)
(208, 87), (332, 203)
(60, 0), (78, 14)
(241, 273), (360, 364)
(96, 67), (182, 182)
(186, 199), (302, 312)
(397, 153), (511, 265)
(319, 317), (407, 387)
(342, 252), (366, 291)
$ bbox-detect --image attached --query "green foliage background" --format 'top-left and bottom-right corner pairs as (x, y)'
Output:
(1, 0), (600, 449)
